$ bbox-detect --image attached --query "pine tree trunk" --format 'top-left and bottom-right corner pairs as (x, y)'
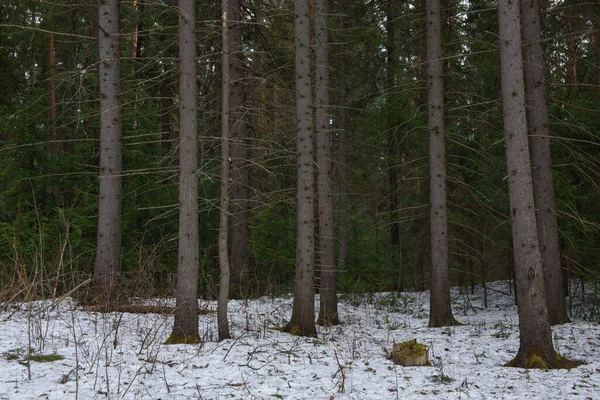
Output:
(498, 0), (568, 368)
(286, 0), (316, 337)
(426, 0), (457, 327)
(166, 0), (200, 344)
(229, 0), (251, 298)
(521, 0), (570, 325)
(315, 0), (339, 326)
(93, 0), (123, 304)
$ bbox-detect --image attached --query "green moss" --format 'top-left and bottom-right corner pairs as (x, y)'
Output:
(164, 333), (201, 345)
(391, 339), (431, 366)
(505, 347), (584, 369)
(526, 353), (548, 369)
(288, 325), (301, 336)
(554, 353), (584, 369)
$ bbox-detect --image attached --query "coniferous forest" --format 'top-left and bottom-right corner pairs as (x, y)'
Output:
(1, 0), (600, 377)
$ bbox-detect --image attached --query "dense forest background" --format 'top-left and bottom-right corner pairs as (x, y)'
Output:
(0, 0), (599, 303)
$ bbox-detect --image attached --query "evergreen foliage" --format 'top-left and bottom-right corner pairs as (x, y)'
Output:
(0, 0), (598, 312)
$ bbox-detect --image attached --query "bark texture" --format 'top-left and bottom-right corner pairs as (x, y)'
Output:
(218, 0), (232, 341)
(229, 0), (251, 297)
(386, 0), (403, 293)
(167, 0), (200, 344)
(336, 0), (347, 284)
(94, 0), (123, 303)
(521, 0), (570, 325)
(498, 0), (565, 368)
(426, 0), (457, 327)
(286, 0), (316, 337)
(315, 0), (339, 326)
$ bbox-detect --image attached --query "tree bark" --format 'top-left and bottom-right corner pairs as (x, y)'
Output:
(315, 0), (339, 326)
(286, 0), (316, 337)
(336, 0), (347, 288)
(521, 0), (570, 325)
(48, 31), (57, 156)
(93, 0), (123, 304)
(218, 0), (232, 341)
(229, 0), (251, 298)
(386, 0), (403, 294)
(166, 0), (200, 344)
(426, 0), (458, 327)
(498, 0), (569, 368)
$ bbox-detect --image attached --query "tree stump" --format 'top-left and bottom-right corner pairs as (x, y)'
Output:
(391, 339), (430, 366)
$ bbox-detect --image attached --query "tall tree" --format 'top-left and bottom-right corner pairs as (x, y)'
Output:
(166, 0), (200, 344)
(336, 0), (348, 291)
(386, 0), (402, 293)
(521, 0), (570, 325)
(93, 0), (124, 304)
(498, 0), (572, 368)
(218, 0), (232, 341)
(315, 0), (339, 326)
(48, 31), (57, 156)
(426, 0), (458, 327)
(229, 0), (251, 297)
(285, 0), (317, 337)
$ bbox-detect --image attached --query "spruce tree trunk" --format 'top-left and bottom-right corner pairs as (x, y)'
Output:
(386, 0), (402, 293)
(229, 0), (251, 297)
(498, 0), (570, 368)
(93, 0), (123, 304)
(166, 0), (200, 344)
(521, 0), (570, 325)
(336, 0), (348, 285)
(315, 0), (339, 326)
(218, 0), (231, 340)
(426, 0), (457, 327)
(286, 0), (316, 337)
(48, 31), (57, 155)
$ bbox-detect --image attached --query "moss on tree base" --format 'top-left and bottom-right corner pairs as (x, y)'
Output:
(505, 347), (583, 369)
(278, 324), (317, 337)
(164, 333), (201, 345)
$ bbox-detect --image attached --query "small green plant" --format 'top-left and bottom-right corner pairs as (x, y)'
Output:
(3, 348), (29, 360)
(442, 326), (453, 336)
(492, 321), (511, 339)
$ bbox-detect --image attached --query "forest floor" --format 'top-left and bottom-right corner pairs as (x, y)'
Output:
(0, 281), (599, 399)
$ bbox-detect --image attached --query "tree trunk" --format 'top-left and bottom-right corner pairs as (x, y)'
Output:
(229, 0), (251, 298)
(315, 0), (339, 326)
(166, 0), (200, 344)
(93, 0), (123, 304)
(48, 31), (57, 156)
(336, 0), (347, 289)
(426, 0), (458, 327)
(218, 0), (232, 341)
(386, 0), (403, 294)
(286, 0), (316, 337)
(498, 0), (571, 368)
(521, 0), (570, 325)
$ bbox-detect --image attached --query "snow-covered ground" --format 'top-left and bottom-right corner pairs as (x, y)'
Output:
(0, 281), (598, 400)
